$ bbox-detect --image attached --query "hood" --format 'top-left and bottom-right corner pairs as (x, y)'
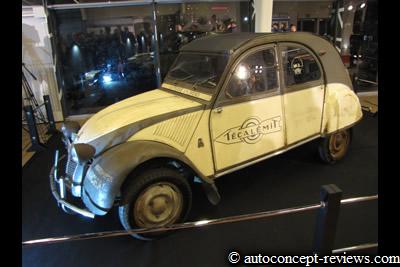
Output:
(75, 89), (204, 155)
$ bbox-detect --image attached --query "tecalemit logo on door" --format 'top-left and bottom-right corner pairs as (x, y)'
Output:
(216, 116), (282, 145)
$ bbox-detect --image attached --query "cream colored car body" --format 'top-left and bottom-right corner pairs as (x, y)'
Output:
(77, 61), (362, 181)
(65, 33), (363, 216)
(123, 81), (361, 179)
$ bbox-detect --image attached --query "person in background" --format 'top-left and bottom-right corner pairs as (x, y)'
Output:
(209, 14), (220, 32)
(137, 31), (145, 53)
(122, 27), (135, 43)
(283, 23), (288, 32)
(272, 23), (279, 32)
(225, 18), (238, 33)
(104, 26), (112, 43)
(175, 24), (183, 32)
(290, 24), (297, 32)
(279, 23), (288, 32)
(117, 58), (124, 79)
(218, 23), (226, 32)
(113, 28), (122, 44)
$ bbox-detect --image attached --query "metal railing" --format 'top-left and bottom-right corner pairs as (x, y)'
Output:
(22, 95), (58, 153)
(22, 63), (58, 153)
(332, 243), (378, 254)
(22, 184), (378, 255)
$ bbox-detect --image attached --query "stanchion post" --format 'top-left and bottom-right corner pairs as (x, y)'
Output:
(43, 95), (57, 134)
(313, 184), (342, 255)
(24, 105), (46, 152)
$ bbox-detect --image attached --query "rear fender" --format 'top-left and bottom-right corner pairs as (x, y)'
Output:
(322, 84), (363, 135)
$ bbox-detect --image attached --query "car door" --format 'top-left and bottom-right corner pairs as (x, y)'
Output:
(210, 45), (285, 172)
(278, 43), (325, 145)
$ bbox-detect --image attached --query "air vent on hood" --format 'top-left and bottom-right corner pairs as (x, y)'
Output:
(153, 112), (201, 147)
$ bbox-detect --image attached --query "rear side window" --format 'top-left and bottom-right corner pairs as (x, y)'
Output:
(281, 46), (321, 87)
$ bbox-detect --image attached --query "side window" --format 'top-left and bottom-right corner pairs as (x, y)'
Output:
(226, 48), (278, 98)
(281, 46), (321, 87)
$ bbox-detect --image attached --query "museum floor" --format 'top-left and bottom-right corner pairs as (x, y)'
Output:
(22, 112), (378, 267)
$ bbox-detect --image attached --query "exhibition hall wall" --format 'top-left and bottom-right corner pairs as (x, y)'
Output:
(49, 1), (252, 116)
(22, 0), (376, 120)
(22, 6), (64, 121)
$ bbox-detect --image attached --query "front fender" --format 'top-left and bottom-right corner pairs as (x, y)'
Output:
(83, 140), (217, 214)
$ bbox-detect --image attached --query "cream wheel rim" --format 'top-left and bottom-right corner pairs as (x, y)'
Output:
(133, 182), (183, 228)
(329, 131), (350, 160)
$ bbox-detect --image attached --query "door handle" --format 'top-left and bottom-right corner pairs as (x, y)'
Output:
(214, 107), (223, 113)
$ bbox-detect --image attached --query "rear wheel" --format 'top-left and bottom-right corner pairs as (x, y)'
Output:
(118, 167), (192, 240)
(318, 129), (352, 164)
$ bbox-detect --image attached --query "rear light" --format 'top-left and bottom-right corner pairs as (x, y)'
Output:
(341, 55), (351, 67)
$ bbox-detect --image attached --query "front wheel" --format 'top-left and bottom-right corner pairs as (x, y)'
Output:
(318, 129), (352, 164)
(118, 167), (192, 240)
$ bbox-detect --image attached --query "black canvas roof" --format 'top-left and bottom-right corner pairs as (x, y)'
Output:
(180, 32), (266, 54)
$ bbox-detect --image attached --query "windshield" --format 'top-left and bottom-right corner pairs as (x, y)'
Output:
(164, 53), (229, 93)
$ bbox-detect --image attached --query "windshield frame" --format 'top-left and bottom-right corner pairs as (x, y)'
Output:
(163, 52), (230, 98)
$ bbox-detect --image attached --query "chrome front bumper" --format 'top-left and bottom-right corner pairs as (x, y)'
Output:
(50, 150), (95, 219)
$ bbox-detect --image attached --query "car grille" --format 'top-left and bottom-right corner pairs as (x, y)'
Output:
(66, 156), (77, 178)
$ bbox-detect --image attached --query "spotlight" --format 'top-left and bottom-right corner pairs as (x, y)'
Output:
(236, 65), (250, 80)
(102, 74), (112, 83)
(347, 5), (353, 11)
(72, 44), (79, 52)
(72, 44), (80, 56)
(360, 3), (366, 8)
(243, 16), (249, 22)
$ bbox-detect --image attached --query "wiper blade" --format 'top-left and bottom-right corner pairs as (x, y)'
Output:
(167, 74), (194, 85)
(192, 75), (216, 90)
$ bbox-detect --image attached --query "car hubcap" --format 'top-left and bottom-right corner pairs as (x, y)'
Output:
(329, 131), (350, 159)
(133, 182), (183, 228)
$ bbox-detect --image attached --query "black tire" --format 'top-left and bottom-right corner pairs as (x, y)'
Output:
(318, 129), (352, 164)
(118, 167), (192, 240)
